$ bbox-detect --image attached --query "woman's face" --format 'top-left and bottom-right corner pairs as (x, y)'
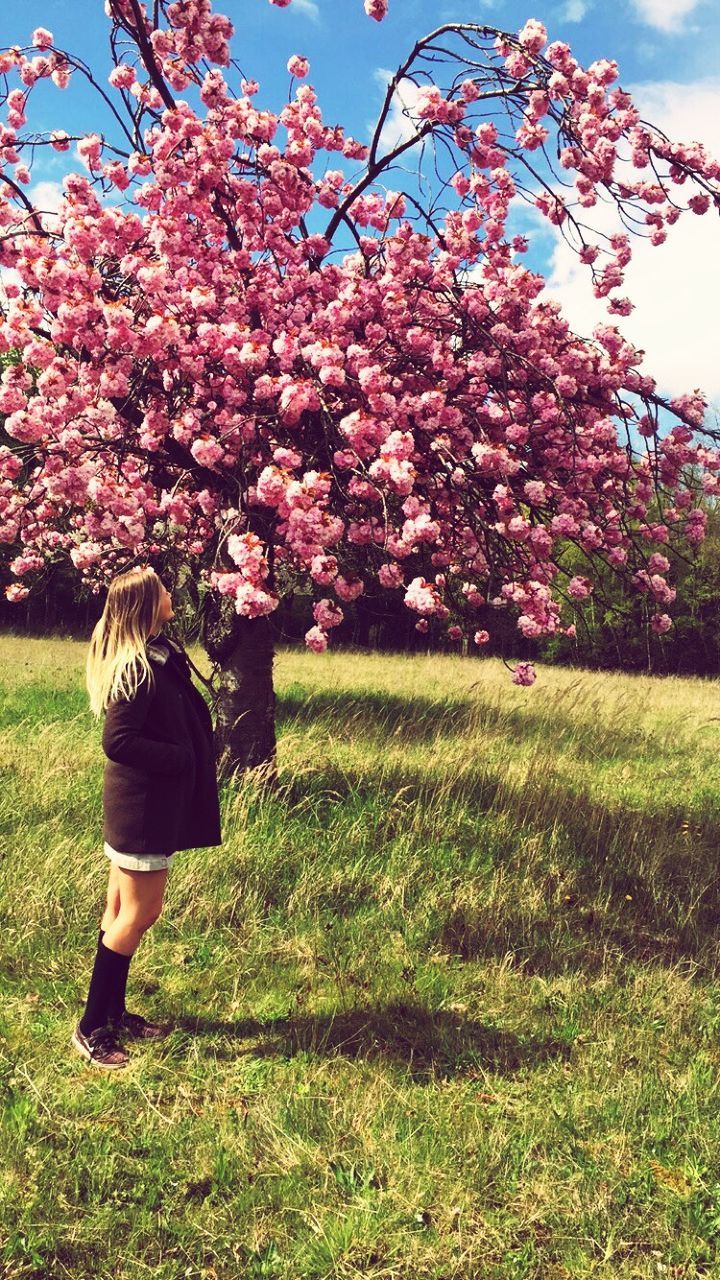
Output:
(156, 579), (174, 626)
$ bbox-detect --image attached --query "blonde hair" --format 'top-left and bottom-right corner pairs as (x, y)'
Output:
(86, 565), (164, 717)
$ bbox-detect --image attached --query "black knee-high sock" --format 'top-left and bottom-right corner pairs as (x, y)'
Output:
(79, 939), (132, 1036)
(98, 927), (128, 1018)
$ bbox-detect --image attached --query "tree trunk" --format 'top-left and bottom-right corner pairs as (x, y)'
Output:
(203, 594), (277, 782)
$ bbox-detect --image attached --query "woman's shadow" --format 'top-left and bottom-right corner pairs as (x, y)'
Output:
(172, 1001), (572, 1081)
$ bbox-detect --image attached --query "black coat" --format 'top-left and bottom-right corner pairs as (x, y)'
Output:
(102, 635), (222, 857)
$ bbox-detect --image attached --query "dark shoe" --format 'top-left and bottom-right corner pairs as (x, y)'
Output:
(113, 1010), (172, 1040)
(71, 1022), (130, 1069)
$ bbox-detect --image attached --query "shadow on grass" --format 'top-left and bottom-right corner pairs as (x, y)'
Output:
(173, 1001), (571, 1081)
(276, 685), (653, 764)
(280, 756), (720, 853)
(254, 758), (720, 971)
(420, 765), (718, 963)
(439, 909), (703, 976)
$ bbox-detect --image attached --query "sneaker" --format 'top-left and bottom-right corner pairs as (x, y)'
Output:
(71, 1022), (130, 1069)
(112, 1010), (172, 1040)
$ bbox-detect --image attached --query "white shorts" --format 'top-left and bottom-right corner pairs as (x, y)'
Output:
(103, 842), (176, 871)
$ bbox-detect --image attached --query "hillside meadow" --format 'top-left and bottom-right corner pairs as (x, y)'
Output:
(2, 634), (720, 1279)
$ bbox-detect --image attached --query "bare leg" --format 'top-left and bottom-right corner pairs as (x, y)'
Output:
(102, 867), (169, 958)
(100, 862), (122, 932)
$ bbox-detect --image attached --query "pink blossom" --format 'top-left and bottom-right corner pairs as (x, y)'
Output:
(256, 465), (288, 507)
(669, 392), (706, 428)
(31, 28), (54, 49)
(334, 575), (364, 602)
(512, 662), (537, 687)
(364, 0), (388, 19)
(651, 613), (672, 634)
(287, 55), (309, 79)
(379, 562), (403, 589)
(313, 598), (343, 629)
(474, 630), (490, 645)
(688, 194), (710, 214)
(310, 554), (338, 584)
(191, 438), (224, 468)
(227, 532), (269, 576)
(273, 447), (302, 469)
(633, 571), (677, 605)
(404, 576), (443, 616)
(524, 480), (547, 504)
(567, 576), (593, 600)
(305, 625), (328, 652)
(77, 132), (103, 170)
(109, 64), (136, 89)
(279, 380), (320, 423)
(506, 516), (531, 541)
(10, 552), (43, 576)
(648, 553), (670, 574)
(517, 615), (543, 639)
(70, 542), (102, 570)
(464, 589), (485, 608)
(518, 19), (547, 54)
(5, 583), (29, 602)
(231, 582), (279, 618)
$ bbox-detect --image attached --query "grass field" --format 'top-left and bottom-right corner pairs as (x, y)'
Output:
(2, 634), (720, 1279)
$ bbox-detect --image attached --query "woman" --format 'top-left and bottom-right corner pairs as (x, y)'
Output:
(72, 565), (222, 1069)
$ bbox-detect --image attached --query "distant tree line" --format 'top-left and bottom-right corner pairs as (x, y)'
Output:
(542, 503), (720, 676)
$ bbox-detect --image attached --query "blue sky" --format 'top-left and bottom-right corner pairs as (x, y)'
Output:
(2, 0), (719, 403)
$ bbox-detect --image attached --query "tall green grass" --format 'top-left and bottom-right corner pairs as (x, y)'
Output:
(2, 636), (720, 1279)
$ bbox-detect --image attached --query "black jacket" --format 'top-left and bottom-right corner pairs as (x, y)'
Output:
(102, 635), (221, 856)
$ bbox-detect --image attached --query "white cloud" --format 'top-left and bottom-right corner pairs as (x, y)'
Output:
(293, 0), (320, 20)
(0, 182), (65, 300)
(371, 70), (426, 158)
(541, 81), (720, 403)
(0, 179), (64, 253)
(0, 266), (22, 304)
(29, 180), (65, 231)
(630, 0), (702, 32)
(563, 0), (592, 21)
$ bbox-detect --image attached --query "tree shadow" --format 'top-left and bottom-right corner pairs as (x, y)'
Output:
(276, 686), (651, 763)
(236, 688), (720, 973)
(280, 754), (720, 846)
(438, 906), (704, 976)
(171, 1000), (571, 1081)
(270, 758), (720, 972)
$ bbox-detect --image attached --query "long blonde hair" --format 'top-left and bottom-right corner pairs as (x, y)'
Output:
(86, 566), (164, 716)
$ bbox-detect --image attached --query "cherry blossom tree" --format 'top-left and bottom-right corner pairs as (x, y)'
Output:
(1, 0), (719, 772)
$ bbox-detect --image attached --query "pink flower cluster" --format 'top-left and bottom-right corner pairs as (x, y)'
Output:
(512, 662), (537, 687)
(305, 595), (344, 651)
(211, 532), (279, 618)
(404, 577), (450, 621)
